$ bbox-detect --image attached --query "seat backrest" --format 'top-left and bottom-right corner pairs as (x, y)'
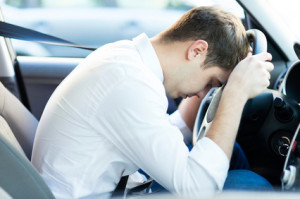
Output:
(0, 124), (55, 199)
(0, 187), (13, 199)
(0, 82), (55, 199)
(0, 82), (38, 159)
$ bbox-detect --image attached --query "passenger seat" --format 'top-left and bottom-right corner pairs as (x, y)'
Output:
(0, 82), (54, 199)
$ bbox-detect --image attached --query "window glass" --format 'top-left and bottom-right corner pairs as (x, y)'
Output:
(1, 0), (244, 57)
(265, 0), (300, 41)
(4, 0), (191, 9)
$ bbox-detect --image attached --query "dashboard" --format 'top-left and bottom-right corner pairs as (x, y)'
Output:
(279, 61), (300, 104)
(276, 61), (300, 190)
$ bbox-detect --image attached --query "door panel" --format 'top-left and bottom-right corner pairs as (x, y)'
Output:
(17, 56), (83, 119)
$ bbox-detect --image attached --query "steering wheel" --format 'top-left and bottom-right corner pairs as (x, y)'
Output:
(192, 29), (300, 185)
(192, 29), (267, 145)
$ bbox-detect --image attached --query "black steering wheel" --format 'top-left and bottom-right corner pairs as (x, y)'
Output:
(192, 29), (267, 145)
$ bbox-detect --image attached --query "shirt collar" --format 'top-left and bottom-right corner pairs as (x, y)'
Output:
(133, 33), (164, 83)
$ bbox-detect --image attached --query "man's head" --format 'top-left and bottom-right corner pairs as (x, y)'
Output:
(151, 6), (250, 98)
(160, 6), (249, 71)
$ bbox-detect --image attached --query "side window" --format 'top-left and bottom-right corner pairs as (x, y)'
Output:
(5, 0), (109, 8)
(4, 0), (194, 8)
(1, 0), (244, 58)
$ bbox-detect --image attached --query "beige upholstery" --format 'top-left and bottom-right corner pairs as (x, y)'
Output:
(0, 82), (55, 199)
(0, 82), (38, 159)
(0, 115), (25, 156)
(0, 187), (12, 199)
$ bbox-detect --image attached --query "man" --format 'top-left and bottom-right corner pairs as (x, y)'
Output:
(32, 6), (274, 199)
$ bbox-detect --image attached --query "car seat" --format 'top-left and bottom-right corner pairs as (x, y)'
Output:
(0, 82), (55, 199)
(0, 82), (38, 159)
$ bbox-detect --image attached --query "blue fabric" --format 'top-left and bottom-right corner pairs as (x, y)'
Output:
(225, 143), (273, 191)
(150, 170), (274, 194)
(140, 142), (273, 193)
(224, 170), (274, 191)
(150, 170), (274, 193)
(230, 142), (250, 170)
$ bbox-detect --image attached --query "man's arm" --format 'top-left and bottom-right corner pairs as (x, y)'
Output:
(206, 52), (274, 160)
(178, 96), (202, 131)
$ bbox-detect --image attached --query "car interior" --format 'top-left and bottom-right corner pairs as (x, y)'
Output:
(1, 0), (300, 198)
(0, 81), (54, 199)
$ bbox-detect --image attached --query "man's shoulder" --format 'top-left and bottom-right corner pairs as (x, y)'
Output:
(98, 39), (138, 57)
(74, 36), (163, 93)
(89, 39), (143, 69)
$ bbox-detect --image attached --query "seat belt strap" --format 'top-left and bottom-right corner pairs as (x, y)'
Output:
(111, 175), (129, 198)
(127, 178), (154, 196)
(0, 21), (96, 51)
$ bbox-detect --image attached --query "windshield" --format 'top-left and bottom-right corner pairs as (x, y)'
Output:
(265, 0), (300, 41)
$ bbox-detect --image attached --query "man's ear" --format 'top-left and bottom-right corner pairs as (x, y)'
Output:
(187, 40), (208, 60)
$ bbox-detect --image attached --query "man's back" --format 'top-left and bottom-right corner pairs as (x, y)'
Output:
(31, 35), (169, 198)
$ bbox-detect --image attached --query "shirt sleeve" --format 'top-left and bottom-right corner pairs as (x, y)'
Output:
(169, 110), (193, 145)
(191, 137), (229, 190)
(92, 75), (230, 196)
(169, 110), (229, 190)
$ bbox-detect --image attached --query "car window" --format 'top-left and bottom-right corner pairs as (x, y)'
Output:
(0, 0), (244, 58)
(5, 0), (192, 9)
(264, 0), (300, 41)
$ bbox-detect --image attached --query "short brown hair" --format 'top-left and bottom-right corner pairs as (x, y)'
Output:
(160, 6), (249, 70)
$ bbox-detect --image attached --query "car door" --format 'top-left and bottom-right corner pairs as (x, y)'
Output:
(17, 56), (84, 119)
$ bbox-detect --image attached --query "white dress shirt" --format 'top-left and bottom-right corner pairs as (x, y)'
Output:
(31, 33), (229, 199)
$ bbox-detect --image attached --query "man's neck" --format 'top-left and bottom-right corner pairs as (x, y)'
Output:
(150, 35), (191, 77)
(150, 34), (194, 97)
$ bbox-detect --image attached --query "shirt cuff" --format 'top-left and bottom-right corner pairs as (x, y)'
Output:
(168, 110), (192, 145)
(191, 137), (229, 190)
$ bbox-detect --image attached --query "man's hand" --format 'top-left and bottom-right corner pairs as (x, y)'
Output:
(225, 52), (274, 102)
(205, 52), (274, 159)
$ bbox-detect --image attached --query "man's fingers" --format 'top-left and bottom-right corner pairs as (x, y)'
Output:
(264, 70), (271, 80)
(252, 52), (272, 61)
(265, 61), (274, 72)
(248, 52), (274, 72)
(266, 79), (270, 88)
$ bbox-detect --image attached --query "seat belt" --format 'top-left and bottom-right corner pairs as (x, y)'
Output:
(111, 175), (129, 198)
(111, 176), (154, 198)
(0, 21), (96, 51)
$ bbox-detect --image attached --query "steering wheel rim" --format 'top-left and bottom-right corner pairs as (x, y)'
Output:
(192, 29), (268, 146)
